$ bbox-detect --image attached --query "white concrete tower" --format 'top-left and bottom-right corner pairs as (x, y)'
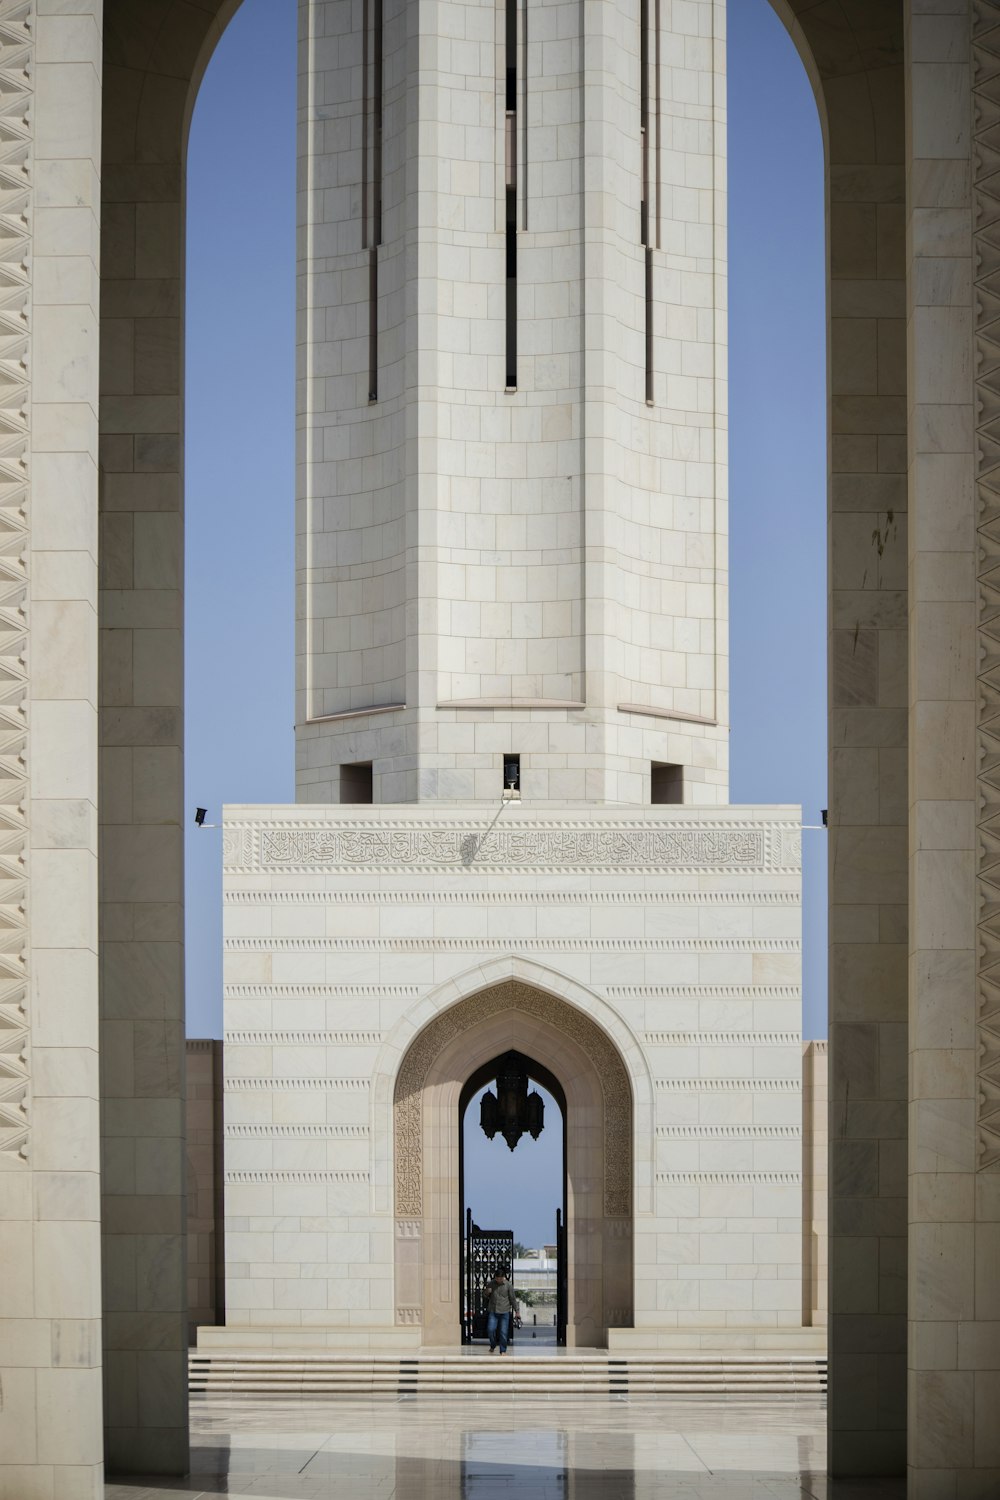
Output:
(297, 0), (728, 806)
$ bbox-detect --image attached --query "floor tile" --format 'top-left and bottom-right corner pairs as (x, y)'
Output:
(104, 1396), (904, 1500)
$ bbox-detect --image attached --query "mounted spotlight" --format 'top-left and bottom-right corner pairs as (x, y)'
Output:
(479, 1049), (544, 1152)
(194, 807), (207, 826)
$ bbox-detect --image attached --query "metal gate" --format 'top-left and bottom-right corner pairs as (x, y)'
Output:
(463, 1208), (515, 1344)
(556, 1207), (567, 1346)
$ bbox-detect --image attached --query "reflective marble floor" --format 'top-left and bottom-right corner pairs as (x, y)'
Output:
(106, 1396), (906, 1499)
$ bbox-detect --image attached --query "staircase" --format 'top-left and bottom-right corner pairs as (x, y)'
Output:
(189, 1349), (827, 1402)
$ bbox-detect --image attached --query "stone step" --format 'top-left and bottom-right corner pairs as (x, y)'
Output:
(189, 1351), (827, 1400)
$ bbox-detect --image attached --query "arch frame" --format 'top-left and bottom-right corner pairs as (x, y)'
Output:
(371, 956), (655, 1216)
(386, 974), (640, 1346)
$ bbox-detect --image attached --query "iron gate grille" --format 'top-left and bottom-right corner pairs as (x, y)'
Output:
(463, 1208), (515, 1344)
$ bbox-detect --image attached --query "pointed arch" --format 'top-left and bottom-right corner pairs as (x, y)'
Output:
(385, 973), (638, 1346)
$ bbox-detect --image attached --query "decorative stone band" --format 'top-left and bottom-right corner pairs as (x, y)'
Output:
(656, 1172), (801, 1186)
(974, 4), (1000, 1172)
(657, 1125), (801, 1139)
(224, 888), (801, 907)
(225, 1031), (383, 1045)
(608, 985), (801, 1000)
(0, 3), (32, 1167)
(226, 985), (421, 1000)
(655, 1078), (800, 1091)
(225, 1170), (369, 1184)
(224, 821), (802, 873)
(225, 937), (800, 954)
(393, 979), (632, 1219)
(225, 1124), (369, 1138)
(226, 1077), (370, 1090)
(643, 1032), (801, 1046)
(226, 1026), (797, 1050)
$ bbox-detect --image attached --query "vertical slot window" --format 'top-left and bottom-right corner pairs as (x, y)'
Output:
(368, 0), (383, 403)
(505, 0), (518, 390)
(640, 0), (653, 404)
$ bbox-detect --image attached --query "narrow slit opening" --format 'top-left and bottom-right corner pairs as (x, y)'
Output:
(368, 249), (378, 403)
(640, 0), (652, 404)
(654, 0), (661, 250)
(521, 0), (528, 228)
(368, 0), (383, 403)
(645, 248), (653, 404)
(373, 0), (383, 247)
(505, 0), (518, 390)
(361, 0), (369, 249)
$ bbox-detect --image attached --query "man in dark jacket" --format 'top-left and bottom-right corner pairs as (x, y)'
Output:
(486, 1267), (517, 1354)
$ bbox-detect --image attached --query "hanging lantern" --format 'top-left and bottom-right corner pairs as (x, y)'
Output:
(479, 1049), (544, 1151)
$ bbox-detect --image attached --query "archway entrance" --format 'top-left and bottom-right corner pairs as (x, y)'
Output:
(392, 981), (633, 1347)
(460, 1053), (567, 1346)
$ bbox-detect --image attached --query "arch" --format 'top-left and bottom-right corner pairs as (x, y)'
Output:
(372, 955), (655, 1215)
(391, 979), (635, 1346)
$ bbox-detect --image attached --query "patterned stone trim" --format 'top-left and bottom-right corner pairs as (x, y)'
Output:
(0, 0), (31, 1166)
(607, 985), (801, 999)
(656, 1172), (801, 1186)
(225, 1124), (369, 1138)
(225, 1170), (369, 1185)
(657, 1125), (801, 1139)
(226, 1031), (382, 1045)
(224, 888), (800, 907)
(225, 937), (800, 954)
(226, 985), (419, 1000)
(225, 821), (800, 873)
(393, 980), (632, 1218)
(225, 1077), (370, 1091)
(656, 1078), (800, 1092)
(975, 1), (1000, 1170)
(643, 1032), (801, 1046)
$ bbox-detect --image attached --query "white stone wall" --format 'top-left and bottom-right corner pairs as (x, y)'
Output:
(296, 0), (729, 807)
(219, 803), (802, 1344)
(0, 3), (105, 1494)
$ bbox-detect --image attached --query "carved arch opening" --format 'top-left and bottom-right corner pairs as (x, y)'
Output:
(392, 980), (633, 1347)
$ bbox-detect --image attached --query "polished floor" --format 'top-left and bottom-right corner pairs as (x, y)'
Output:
(105, 1394), (905, 1499)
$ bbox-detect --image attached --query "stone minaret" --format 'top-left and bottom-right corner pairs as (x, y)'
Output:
(296, 0), (728, 806)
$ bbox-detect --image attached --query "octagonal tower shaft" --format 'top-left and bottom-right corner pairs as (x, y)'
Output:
(296, 0), (728, 805)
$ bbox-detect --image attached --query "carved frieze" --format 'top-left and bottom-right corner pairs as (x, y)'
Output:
(393, 980), (633, 1219)
(223, 820), (797, 873)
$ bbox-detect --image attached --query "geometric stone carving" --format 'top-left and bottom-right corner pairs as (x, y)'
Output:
(975, 0), (1000, 1170)
(0, 1), (32, 1164)
(393, 980), (633, 1218)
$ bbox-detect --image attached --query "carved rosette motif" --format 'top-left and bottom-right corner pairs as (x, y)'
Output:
(222, 821), (788, 873)
(393, 981), (632, 1218)
(0, 2), (31, 1165)
(975, 2), (1000, 1170)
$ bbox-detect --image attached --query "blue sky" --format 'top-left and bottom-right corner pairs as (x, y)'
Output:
(184, 0), (825, 1246)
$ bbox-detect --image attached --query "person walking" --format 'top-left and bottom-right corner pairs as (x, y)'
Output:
(487, 1266), (517, 1355)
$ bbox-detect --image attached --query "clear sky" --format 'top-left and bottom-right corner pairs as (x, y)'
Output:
(184, 0), (826, 1247)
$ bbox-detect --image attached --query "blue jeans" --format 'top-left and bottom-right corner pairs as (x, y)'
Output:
(487, 1310), (509, 1352)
